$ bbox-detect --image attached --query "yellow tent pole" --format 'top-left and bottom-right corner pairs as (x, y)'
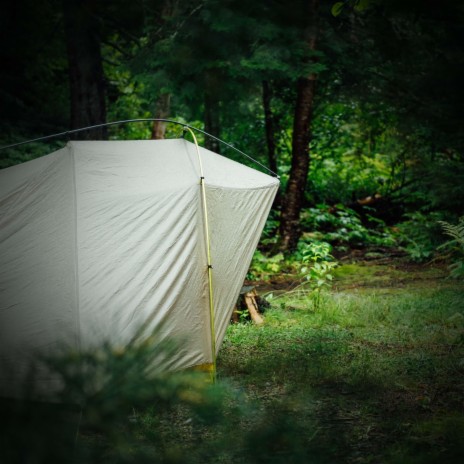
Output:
(184, 127), (217, 382)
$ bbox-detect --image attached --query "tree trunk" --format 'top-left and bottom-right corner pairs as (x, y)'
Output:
(262, 80), (281, 208)
(279, 75), (317, 251)
(150, 0), (177, 140)
(204, 72), (221, 154)
(63, 0), (107, 140)
(151, 93), (171, 139)
(262, 80), (278, 175)
(204, 92), (221, 153)
(279, 1), (319, 252)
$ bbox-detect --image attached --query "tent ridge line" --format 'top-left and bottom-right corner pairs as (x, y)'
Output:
(0, 119), (279, 178)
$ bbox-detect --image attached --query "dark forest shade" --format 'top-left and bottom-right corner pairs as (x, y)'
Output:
(63, 0), (107, 140)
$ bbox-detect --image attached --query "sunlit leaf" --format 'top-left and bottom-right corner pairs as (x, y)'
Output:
(331, 2), (344, 17)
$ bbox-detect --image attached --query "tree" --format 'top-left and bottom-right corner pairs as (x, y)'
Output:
(145, 0), (179, 140)
(262, 80), (278, 176)
(278, 0), (320, 251)
(63, 0), (107, 139)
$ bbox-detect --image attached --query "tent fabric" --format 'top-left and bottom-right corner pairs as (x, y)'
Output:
(0, 139), (279, 397)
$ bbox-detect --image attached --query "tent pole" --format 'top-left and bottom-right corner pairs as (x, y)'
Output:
(184, 127), (217, 382)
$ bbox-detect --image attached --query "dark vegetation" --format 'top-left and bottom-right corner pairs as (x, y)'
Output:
(1, 0), (464, 462)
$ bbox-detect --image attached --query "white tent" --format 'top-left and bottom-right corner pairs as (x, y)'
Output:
(0, 139), (279, 396)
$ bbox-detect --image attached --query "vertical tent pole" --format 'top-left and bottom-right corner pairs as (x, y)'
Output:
(184, 127), (217, 382)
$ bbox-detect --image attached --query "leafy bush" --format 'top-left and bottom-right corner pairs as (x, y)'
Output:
(396, 211), (446, 261)
(247, 250), (285, 281)
(300, 204), (396, 249)
(0, 335), (230, 464)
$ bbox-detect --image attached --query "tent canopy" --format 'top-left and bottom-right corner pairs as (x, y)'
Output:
(0, 139), (278, 397)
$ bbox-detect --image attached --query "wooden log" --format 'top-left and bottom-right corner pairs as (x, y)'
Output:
(244, 289), (264, 325)
(232, 286), (264, 325)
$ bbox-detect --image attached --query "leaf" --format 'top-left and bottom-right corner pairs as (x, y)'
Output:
(331, 2), (344, 16)
(354, 0), (370, 12)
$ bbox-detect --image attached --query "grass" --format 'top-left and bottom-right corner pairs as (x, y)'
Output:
(217, 261), (464, 463)
(1, 259), (463, 463)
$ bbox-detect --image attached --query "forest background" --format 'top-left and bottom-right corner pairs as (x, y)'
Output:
(1, 0), (463, 262)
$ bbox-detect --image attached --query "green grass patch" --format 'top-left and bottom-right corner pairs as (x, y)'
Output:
(218, 277), (464, 462)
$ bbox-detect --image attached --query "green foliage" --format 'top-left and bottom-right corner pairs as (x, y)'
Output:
(298, 240), (333, 263)
(296, 241), (337, 309)
(302, 261), (337, 308)
(259, 210), (281, 246)
(248, 240), (338, 310)
(0, 139), (64, 169)
(331, 2), (345, 17)
(300, 204), (396, 249)
(396, 211), (445, 262)
(247, 250), (285, 281)
(438, 217), (464, 278)
(1, 335), (234, 464)
(308, 101), (403, 205)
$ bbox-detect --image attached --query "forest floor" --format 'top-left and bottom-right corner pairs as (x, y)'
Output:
(217, 253), (464, 463)
(2, 254), (463, 463)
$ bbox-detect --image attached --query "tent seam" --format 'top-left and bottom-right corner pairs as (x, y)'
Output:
(204, 183), (279, 191)
(69, 143), (82, 354)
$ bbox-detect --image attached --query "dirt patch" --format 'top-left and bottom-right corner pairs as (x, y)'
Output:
(248, 253), (452, 296)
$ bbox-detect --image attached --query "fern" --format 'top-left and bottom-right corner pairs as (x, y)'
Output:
(438, 217), (464, 250)
(438, 217), (464, 278)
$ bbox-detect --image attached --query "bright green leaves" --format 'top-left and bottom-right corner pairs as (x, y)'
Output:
(247, 250), (285, 281)
(299, 241), (338, 309)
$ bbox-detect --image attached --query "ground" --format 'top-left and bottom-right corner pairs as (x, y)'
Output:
(1, 253), (463, 463)
(218, 252), (464, 463)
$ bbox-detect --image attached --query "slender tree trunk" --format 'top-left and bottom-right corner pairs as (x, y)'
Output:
(204, 73), (221, 153)
(262, 80), (281, 208)
(63, 0), (107, 140)
(279, 75), (316, 251)
(151, 93), (171, 139)
(279, 1), (319, 252)
(150, 0), (177, 139)
(262, 80), (278, 175)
